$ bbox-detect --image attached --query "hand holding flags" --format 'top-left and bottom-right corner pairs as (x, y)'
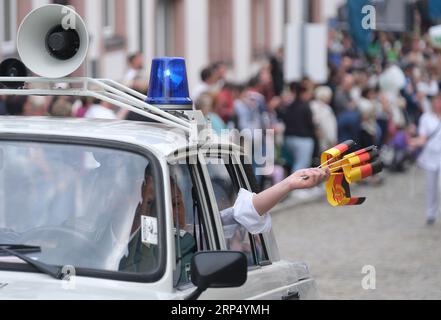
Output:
(319, 141), (383, 207)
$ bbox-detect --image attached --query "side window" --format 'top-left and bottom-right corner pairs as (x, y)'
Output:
(169, 164), (210, 287)
(205, 157), (256, 266)
(235, 161), (270, 265)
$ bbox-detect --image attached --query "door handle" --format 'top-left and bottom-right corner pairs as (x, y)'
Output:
(282, 291), (300, 300)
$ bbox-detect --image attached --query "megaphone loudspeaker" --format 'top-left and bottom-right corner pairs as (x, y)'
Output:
(0, 58), (28, 89)
(17, 4), (89, 78)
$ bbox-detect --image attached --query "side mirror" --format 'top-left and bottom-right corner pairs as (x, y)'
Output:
(185, 251), (247, 300)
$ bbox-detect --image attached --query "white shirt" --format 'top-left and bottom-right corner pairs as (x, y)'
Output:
(124, 69), (139, 83)
(310, 100), (338, 152)
(417, 80), (439, 97)
(104, 188), (271, 270)
(123, 68), (148, 84)
(220, 188), (272, 239)
(418, 112), (441, 171)
(192, 83), (211, 101)
(84, 104), (117, 120)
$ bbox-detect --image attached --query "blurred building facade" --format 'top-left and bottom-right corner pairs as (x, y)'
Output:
(0, 0), (344, 89)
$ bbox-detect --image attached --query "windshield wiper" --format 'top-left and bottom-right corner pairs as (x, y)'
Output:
(0, 244), (41, 256)
(0, 244), (63, 280)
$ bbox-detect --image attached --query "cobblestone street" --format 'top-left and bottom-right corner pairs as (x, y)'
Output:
(273, 166), (441, 300)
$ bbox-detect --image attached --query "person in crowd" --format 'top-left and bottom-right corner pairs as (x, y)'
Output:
(269, 48), (285, 97)
(277, 83), (316, 173)
(23, 96), (49, 116)
(215, 83), (236, 125)
(211, 61), (228, 91)
(359, 88), (380, 148)
(310, 86), (338, 153)
(0, 96), (7, 115)
(84, 99), (117, 120)
(234, 83), (263, 133)
(124, 53), (148, 88)
(334, 74), (361, 142)
(255, 64), (276, 103)
(401, 64), (420, 125)
(195, 92), (226, 135)
(328, 29), (345, 68)
(403, 36), (425, 68)
(410, 94), (441, 225)
(376, 89), (391, 147)
(343, 34), (359, 58)
(192, 66), (217, 101)
(50, 97), (73, 118)
(416, 69), (439, 99)
(73, 97), (91, 118)
(5, 96), (28, 116)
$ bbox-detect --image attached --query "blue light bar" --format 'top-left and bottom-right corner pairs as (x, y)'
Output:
(146, 57), (193, 109)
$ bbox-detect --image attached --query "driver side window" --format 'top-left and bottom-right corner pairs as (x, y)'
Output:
(169, 164), (210, 287)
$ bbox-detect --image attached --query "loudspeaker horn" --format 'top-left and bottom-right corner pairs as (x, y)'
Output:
(0, 58), (28, 89)
(17, 4), (89, 78)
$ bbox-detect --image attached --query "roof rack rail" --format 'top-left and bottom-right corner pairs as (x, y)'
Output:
(0, 77), (193, 133)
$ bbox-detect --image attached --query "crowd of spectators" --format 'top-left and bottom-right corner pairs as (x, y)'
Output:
(190, 29), (441, 186)
(1, 27), (441, 188)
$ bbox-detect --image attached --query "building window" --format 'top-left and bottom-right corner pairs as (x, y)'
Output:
(52, 0), (71, 5)
(103, 0), (116, 38)
(251, 0), (271, 58)
(155, 0), (185, 57)
(284, 0), (290, 24)
(308, 0), (321, 23)
(0, 0), (17, 54)
(138, 0), (145, 54)
(208, 0), (233, 64)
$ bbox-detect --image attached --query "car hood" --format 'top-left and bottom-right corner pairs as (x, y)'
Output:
(0, 271), (173, 300)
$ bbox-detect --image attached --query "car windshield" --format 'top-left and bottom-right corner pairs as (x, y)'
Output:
(0, 140), (161, 275)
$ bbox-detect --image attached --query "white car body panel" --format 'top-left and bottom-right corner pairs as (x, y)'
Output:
(0, 117), (317, 300)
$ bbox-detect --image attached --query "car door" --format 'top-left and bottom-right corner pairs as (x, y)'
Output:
(197, 149), (316, 300)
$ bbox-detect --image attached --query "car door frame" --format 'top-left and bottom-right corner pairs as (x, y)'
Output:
(170, 145), (308, 300)
(231, 152), (281, 263)
(167, 150), (220, 252)
(194, 146), (306, 299)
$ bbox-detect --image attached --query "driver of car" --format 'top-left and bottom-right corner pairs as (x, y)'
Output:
(116, 164), (330, 283)
(116, 167), (195, 286)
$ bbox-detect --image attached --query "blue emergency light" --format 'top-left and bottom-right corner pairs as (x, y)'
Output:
(146, 57), (193, 110)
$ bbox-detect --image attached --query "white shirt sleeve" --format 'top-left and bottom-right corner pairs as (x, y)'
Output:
(220, 188), (272, 237)
(219, 207), (239, 239)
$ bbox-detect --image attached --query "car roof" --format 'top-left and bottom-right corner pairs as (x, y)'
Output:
(0, 117), (192, 157)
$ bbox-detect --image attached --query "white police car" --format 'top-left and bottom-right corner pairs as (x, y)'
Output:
(0, 4), (318, 300)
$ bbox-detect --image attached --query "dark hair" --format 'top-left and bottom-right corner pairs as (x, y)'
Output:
(5, 96), (28, 115)
(288, 82), (301, 95)
(431, 93), (441, 103)
(288, 81), (310, 97)
(221, 82), (235, 91)
(200, 67), (213, 82)
(248, 74), (261, 88)
(361, 87), (375, 99)
(233, 83), (247, 94)
(211, 61), (225, 70)
(128, 53), (141, 64)
(91, 98), (101, 105)
(297, 84), (310, 96)
(144, 164), (154, 179)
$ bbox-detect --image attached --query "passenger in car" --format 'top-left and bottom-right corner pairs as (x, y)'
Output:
(220, 167), (331, 235)
(118, 166), (330, 280)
